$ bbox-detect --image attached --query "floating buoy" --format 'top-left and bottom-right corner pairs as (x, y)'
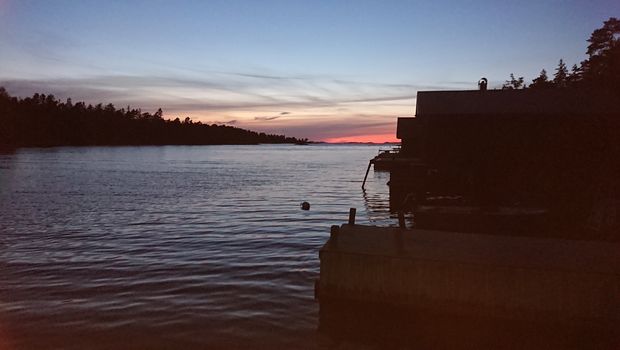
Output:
(301, 201), (310, 210)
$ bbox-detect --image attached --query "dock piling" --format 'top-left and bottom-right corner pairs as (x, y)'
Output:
(361, 160), (373, 190)
(398, 211), (406, 229)
(329, 225), (339, 247)
(348, 208), (356, 225)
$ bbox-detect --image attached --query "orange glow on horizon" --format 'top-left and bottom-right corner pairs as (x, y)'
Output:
(323, 133), (399, 144)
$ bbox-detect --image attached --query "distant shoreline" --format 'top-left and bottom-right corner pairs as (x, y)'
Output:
(0, 141), (400, 150)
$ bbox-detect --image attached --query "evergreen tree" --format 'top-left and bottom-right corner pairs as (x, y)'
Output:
(530, 69), (552, 89)
(582, 17), (620, 90)
(567, 64), (582, 84)
(502, 73), (525, 89)
(553, 59), (569, 87)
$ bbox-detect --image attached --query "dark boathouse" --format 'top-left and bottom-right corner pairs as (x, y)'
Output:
(316, 89), (620, 340)
(394, 88), (620, 238)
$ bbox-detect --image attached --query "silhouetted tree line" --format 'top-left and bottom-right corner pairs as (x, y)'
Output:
(0, 90), (307, 147)
(503, 17), (620, 91)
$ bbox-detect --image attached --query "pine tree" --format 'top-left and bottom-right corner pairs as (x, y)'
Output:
(567, 64), (582, 84)
(553, 59), (568, 87)
(582, 17), (620, 90)
(530, 69), (551, 89)
(502, 73), (525, 89)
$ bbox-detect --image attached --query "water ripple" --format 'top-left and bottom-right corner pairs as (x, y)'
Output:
(0, 144), (393, 349)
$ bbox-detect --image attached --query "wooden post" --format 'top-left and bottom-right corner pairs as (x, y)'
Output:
(398, 211), (406, 229)
(362, 160), (373, 190)
(314, 279), (320, 300)
(330, 225), (339, 248)
(397, 212), (406, 253)
(348, 208), (356, 225)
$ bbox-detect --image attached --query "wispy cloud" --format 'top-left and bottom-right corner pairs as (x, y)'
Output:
(0, 73), (424, 111)
(254, 116), (281, 121)
(0, 71), (442, 140)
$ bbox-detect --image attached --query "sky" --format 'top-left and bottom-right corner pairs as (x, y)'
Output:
(0, 0), (618, 142)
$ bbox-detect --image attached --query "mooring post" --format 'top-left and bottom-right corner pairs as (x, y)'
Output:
(398, 211), (406, 229)
(348, 208), (356, 225)
(361, 160), (373, 190)
(396, 212), (406, 253)
(330, 225), (339, 248)
(314, 278), (321, 300)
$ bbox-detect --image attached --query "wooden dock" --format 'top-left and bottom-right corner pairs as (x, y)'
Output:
(317, 224), (620, 325)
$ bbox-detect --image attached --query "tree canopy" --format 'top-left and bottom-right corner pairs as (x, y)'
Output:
(530, 69), (552, 89)
(501, 73), (525, 90)
(507, 17), (620, 92)
(553, 59), (568, 87)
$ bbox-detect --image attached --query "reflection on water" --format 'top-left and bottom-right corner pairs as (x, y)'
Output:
(361, 170), (394, 224)
(0, 144), (396, 349)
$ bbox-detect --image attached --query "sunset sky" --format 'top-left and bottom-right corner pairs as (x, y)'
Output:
(1, 0), (618, 142)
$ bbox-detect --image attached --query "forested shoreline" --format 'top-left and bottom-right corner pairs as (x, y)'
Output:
(0, 89), (307, 147)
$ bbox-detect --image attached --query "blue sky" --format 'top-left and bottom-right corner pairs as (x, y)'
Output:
(1, 0), (618, 141)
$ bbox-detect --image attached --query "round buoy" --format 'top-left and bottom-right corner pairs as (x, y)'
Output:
(301, 201), (310, 210)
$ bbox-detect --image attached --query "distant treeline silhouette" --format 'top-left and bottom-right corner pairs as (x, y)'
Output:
(0, 89), (307, 147)
(502, 17), (620, 92)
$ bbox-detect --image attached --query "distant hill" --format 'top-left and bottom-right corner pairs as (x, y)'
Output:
(0, 88), (308, 147)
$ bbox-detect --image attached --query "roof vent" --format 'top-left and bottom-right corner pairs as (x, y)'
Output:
(478, 77), (488, 91)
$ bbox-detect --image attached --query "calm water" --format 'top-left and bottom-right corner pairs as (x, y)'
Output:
(0, 144), (395, 349)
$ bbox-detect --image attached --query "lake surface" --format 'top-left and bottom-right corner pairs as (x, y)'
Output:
(0, 144), (395, 349)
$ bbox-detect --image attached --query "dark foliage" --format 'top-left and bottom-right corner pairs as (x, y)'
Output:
(0, 89), (307, 147)
(552, 59), (568, 87)
(582, 17), (620, 90)
(529, 69), (552, 89)
(501, 74), (525, 90)
(526, 17), (620, 92)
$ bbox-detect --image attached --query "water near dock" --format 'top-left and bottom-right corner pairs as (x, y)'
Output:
(0, 144), (394, 349)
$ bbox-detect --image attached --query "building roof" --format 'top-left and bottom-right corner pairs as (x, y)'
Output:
(415, 89), (620, 117)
